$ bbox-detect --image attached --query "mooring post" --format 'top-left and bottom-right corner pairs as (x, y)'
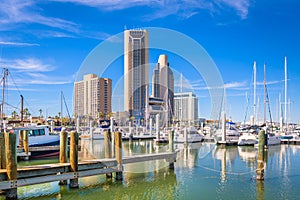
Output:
(115, 131), (123, 181)
(19, 130), (23, 148)
(264, 128), (268, 149)
(23, 130), (29, 155)
(169, 129), (175, 169)
(59, 129), (68, 185)
(184, 128), (188, 147)
(69, 131), (79, 188)
(256, 130), (265, 180)
(104, 130), (112, 178)
(5, 132), (18, 200)
(0, 132), (6, 169)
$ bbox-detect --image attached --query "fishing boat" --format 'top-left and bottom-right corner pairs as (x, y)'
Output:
(14, 125), (60, 158)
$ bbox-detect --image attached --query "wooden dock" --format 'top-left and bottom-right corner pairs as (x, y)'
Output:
(0, 151), (177, 190)
(0, 131), (177, 199)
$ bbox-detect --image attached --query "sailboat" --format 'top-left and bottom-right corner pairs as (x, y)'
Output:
(263, 63), (281, 146)
(238, 62), (258, 146)
(173, 74), (204, 143)
(279, 57), (299, 142)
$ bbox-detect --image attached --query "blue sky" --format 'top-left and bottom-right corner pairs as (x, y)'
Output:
(0, 0), (299, 123)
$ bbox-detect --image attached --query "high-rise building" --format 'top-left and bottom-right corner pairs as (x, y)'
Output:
(174, 92), (198, 123)
(152, 54), (174, 123)
(124, 29), (149, 121)
(74, 74), (112, 118)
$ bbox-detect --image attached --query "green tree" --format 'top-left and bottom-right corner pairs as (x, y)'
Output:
(38, 109), (43, 119)
(11, 110), (17, 119)
(23, 108), (31, 119)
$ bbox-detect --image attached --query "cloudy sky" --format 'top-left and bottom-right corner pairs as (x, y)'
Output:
(0, 0), (299, 123)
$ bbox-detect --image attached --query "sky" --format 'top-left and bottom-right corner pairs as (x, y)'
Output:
(0, 0), (299, 123)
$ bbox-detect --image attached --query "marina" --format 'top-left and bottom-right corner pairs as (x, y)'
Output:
(1, 135), (300, 199)
(0, 1), (299, 199)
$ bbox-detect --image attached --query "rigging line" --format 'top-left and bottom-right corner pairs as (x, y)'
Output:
(4, 102), (20, 110)
(266, 86), (273, 126)
(8, 70), (23, 96)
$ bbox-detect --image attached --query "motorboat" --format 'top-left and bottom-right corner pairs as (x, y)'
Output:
(238, 133), (257, 146)
(14, 125), (60, 158)
(174, 126), (204, 143)
(14, 125), (60, 147)
(214, 122), (240, 145)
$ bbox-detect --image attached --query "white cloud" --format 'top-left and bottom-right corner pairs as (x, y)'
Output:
(0, 58), (74, 85)
(216, 0), (250, 19)
(0, 41), (39, 46)
(3, 58), (55, 72)
(51, 0), (252, 20)
(256, 80), (283, 86)
(224, 81), (247, 89)
(0, 0), (78, 32)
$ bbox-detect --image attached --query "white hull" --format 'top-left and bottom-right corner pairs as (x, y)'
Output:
(238, 133), (257, 146)
(174, 127), (203, 143)
(14, 125), (60, 147)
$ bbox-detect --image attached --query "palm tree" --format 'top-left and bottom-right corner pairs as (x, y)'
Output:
(98, 112), (104, 119)
(38, 109), (43, 119)
(106, 112), (114, 119)
(23, 108), (30, 119)
(11, 110), (17, 119)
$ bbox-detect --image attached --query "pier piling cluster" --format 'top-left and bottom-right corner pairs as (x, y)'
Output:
(0, 129), (177, 199)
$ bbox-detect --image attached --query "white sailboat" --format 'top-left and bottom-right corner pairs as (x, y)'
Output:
(238, 61), (258, 146)
(263, 63), (281, 146)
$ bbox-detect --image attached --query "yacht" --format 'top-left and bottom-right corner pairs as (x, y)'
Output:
(174, 126), (204, 143)
(238, 132), (257, 146)
(214, 122), (240, 145)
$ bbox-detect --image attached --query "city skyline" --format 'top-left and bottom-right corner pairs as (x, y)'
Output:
(0, 1), (299, 123)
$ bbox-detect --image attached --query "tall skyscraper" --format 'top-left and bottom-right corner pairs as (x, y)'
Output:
(152, 54), (174, 123)
(74, 74), (112, 118)
(174, 92), (198, 123)
(124, 29), (149, 121)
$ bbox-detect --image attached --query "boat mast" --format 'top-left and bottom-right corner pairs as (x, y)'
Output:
(1, 69), (8, 123)
(253, 61), (257, 125)
(145, 84), (149, 131)
(284, 56), (287, 126)
(180, 73), (183, 127)
(61, 91), (63, 126)
(264, 63), (267, 125)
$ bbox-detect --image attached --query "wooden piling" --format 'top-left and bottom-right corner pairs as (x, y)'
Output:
(256, 130), (265, 180)
(69, 131), (79, 188)
(104, 130), (112, 178)
(23, 130), (29, 155)
(5, 132), (18, 200)
(114, 131), (123, 181)
(264, 130), (268, 149)
(0, 132), (6, 169)
(59, 129), (68, 185)
(169, 130), (175, 169)
(19, 130), (24, 148)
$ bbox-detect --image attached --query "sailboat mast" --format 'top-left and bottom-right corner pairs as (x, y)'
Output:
(253, 61), (257, 125)
(284, 56), (287, 126)
(180, 74), (183, 126)
(145, 84), (149, 130)
(1, 69), (8, 121)
(264, 63), (267, 124)
(61, 91), (63, 125)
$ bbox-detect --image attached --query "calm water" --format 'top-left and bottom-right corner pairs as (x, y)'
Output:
(1, 140), (300, 200)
